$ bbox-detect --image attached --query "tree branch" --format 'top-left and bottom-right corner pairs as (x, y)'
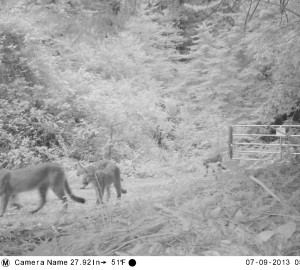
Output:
(200, 0), (225, 22)
(244, 0), (253, 31)
(259, 0), (300, 18)
(249, 0), (261, 21)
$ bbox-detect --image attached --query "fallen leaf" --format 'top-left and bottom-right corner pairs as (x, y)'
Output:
(257, 230), (275, 242)
(210, 207), (221, 217)
(233, 209), (244, 222)
(276, 221), (296, 239)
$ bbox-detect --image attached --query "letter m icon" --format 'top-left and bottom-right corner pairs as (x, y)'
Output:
(1, 259), (10, 267)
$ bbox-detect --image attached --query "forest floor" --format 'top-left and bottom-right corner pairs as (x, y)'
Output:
(0, 172), (176, 255)
(1, 161), (300, 256)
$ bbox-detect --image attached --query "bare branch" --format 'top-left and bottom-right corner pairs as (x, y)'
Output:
(249, 0), (261, 21)
(232, 0), (240, 11)
(249, 175), (283, 204)
(283, 0), (289, 23)
(284, 0), (290, 7)
(244, 0), (253, 31)
(200, 0), (225, 22)
(260, 0), (300, 18)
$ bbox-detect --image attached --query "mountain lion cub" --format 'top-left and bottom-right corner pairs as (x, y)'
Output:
(92, 164), (126, 204)
(78, 160), (112, 189)
(0, 163), (85, 216)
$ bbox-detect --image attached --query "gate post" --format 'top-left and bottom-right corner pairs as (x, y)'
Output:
(228, 126), (233, 159)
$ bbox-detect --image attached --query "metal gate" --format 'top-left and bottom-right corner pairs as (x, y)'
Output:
(228, 125), (300, 161)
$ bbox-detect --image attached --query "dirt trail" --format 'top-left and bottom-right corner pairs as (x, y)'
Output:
(0, 174), (176, 255)
(0, 176), (172, 222)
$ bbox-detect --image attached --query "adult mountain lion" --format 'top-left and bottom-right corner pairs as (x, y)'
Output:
(0, 163), (85, 217)
(87, 163), (127, 204)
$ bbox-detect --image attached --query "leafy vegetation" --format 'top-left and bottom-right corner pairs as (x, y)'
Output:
(0, 0), (300, 256)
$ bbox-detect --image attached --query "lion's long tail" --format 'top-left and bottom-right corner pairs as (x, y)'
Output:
(64, 180), (85, 204)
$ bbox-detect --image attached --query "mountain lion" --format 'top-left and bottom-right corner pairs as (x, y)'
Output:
(203, 153), (226, 176)
(78, 160), (113, 189)
(91, 164), (127, 204)
(0, 163), (85, 217)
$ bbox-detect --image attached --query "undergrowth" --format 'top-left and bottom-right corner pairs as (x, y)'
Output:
(1, 159), (299, 256)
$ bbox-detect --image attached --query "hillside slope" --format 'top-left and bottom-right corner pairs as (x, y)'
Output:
(0, 0), (300, 256)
